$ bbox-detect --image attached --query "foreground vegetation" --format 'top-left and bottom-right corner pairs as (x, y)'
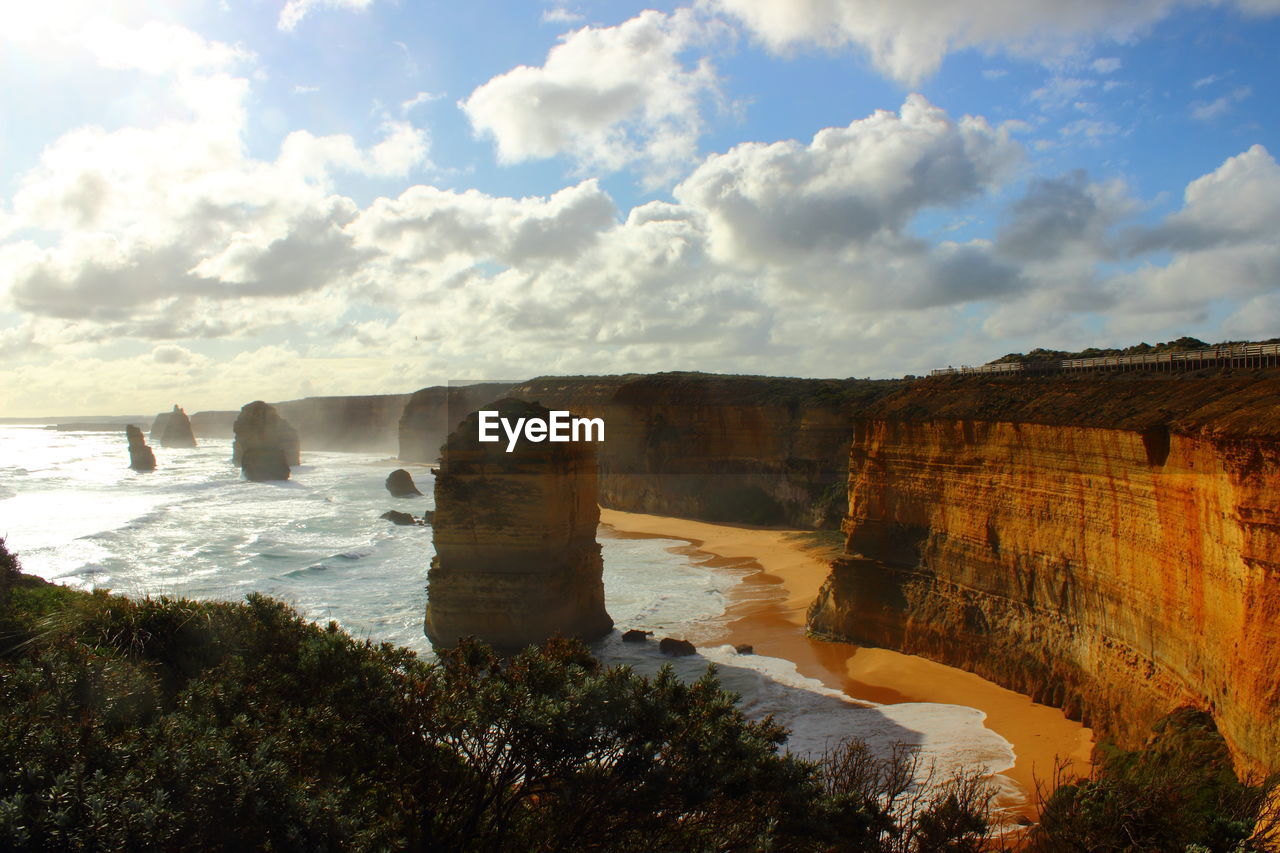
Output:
(1, 538), (1276, 851)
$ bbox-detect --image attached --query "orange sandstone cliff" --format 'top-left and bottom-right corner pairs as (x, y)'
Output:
(809, 371), (1280, 776)
(424, 399), (612, 651)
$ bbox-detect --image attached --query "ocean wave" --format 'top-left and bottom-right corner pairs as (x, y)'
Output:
(281, 563), (332, 579)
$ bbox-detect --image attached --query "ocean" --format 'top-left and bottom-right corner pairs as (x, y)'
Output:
(0, 424), (1017, 798)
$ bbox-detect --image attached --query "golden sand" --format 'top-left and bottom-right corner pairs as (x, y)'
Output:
(599, 508), (1094, 812)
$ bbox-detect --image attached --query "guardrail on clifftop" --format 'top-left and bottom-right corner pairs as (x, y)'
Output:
(930, 343), (1280, 377)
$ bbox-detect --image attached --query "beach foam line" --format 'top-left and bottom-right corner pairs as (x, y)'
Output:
(599, 508), (1093, 816)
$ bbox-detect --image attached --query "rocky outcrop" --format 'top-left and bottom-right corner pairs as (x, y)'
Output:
(381, 510), (424, 526)
(386, 469), (422, 497)
(126, 425), (156, 472)
(425, 399), (612, 651)
(152, 405), (197, 448)
(659, 638), (697, 657)
(808, 372), (1280, 777)
(398, 383), (517, 464)
(232, 402), (301, 482)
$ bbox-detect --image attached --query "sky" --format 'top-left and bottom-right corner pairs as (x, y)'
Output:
(1, 0), (1279, 415)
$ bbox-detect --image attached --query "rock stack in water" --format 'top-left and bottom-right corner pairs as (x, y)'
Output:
(126, 425), (156, 472)
(425, 398), (612, 651)
(158, 405), (197, 448)
(385, 468), (422, 497)
(232, 401), (301, 482)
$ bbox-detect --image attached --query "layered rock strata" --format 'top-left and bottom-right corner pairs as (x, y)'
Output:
(425, 399), (612, 651)
(809, 372), (1280, 777)
(399, 373), (905, 528)
(232, 402), (301, 482)
(126, 425), (156, 472)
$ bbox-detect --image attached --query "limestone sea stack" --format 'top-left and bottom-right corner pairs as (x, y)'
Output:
(232, 401), (301, 482)
(385, 468), (422, 497)
(425, 398), (612, 651)
(126, 425), (156, 472)
(158, 405), (197, 448)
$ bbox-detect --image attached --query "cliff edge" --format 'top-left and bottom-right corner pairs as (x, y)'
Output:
(809, 371), (1280, 777)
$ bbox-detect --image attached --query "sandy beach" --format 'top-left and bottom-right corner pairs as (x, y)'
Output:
(599, 508), (1095, 813)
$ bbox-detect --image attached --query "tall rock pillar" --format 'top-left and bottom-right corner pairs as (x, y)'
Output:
(425, 398), (612, 651)
(232, 401), (301, 482)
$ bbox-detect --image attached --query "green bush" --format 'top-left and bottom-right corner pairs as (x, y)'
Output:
(1031, 707), (1280, 852)
(13, 538), (1271, 852)
(0, 535), (1004, 851)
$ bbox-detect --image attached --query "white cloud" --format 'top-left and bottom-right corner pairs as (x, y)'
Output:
(278, 0), (375, 32)
(348, 179), (617, 273)
(1193, 71), (1230, 89)
(78, 20), (250, 76)
(400, 91), (443, 115)
(1043, 146), (1280, 323)
(1030, 76), (1095, 110)
(1190, 85), (1252, 121)
(1091, 56), (1121, 73)
(1060, 118), (1121, 144)
(542, 6), (585, 24)
(460, 9), (724, 184)
(0, 47), (428, 334)
(673, 94), (1022, 267)
(714, 0), (1280, 85)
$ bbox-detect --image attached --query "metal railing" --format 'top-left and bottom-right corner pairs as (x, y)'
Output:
(930, 343), (1280, 377)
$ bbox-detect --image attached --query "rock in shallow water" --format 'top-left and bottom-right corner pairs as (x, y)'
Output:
(425, 398), (613, 651)
(381, 510), (420, 526)
(385, 468), (422, 497)
(126, 425), (156, 472)
(659, 638), (696, 657)
(158, 405), (197, 448)
(232, 401), (300, 482)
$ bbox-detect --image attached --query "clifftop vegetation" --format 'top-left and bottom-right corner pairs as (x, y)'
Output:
(990, 336), (1280, 365)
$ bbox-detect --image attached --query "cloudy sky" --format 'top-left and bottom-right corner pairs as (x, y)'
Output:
(2, 0), (1279, 415)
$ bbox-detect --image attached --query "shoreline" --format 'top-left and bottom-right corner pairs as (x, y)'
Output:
(599, 508), (1094, 815)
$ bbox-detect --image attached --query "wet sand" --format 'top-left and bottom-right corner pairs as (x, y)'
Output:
(599, 508), (1094, 813)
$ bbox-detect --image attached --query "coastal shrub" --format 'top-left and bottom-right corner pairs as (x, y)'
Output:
(1031, 707), (1280, 852)
(19, 537), (1277, 851)
(0, 541), (1010, 851)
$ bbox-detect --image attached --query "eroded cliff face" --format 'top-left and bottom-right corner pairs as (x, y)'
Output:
(506, 374), (906, 528)
(809, 373), (1280, 776)
(190, 411), (237, 439)
(425, 399), (612, 650)
(397, 383), (516, 463)
(273, 394), (410, 454)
